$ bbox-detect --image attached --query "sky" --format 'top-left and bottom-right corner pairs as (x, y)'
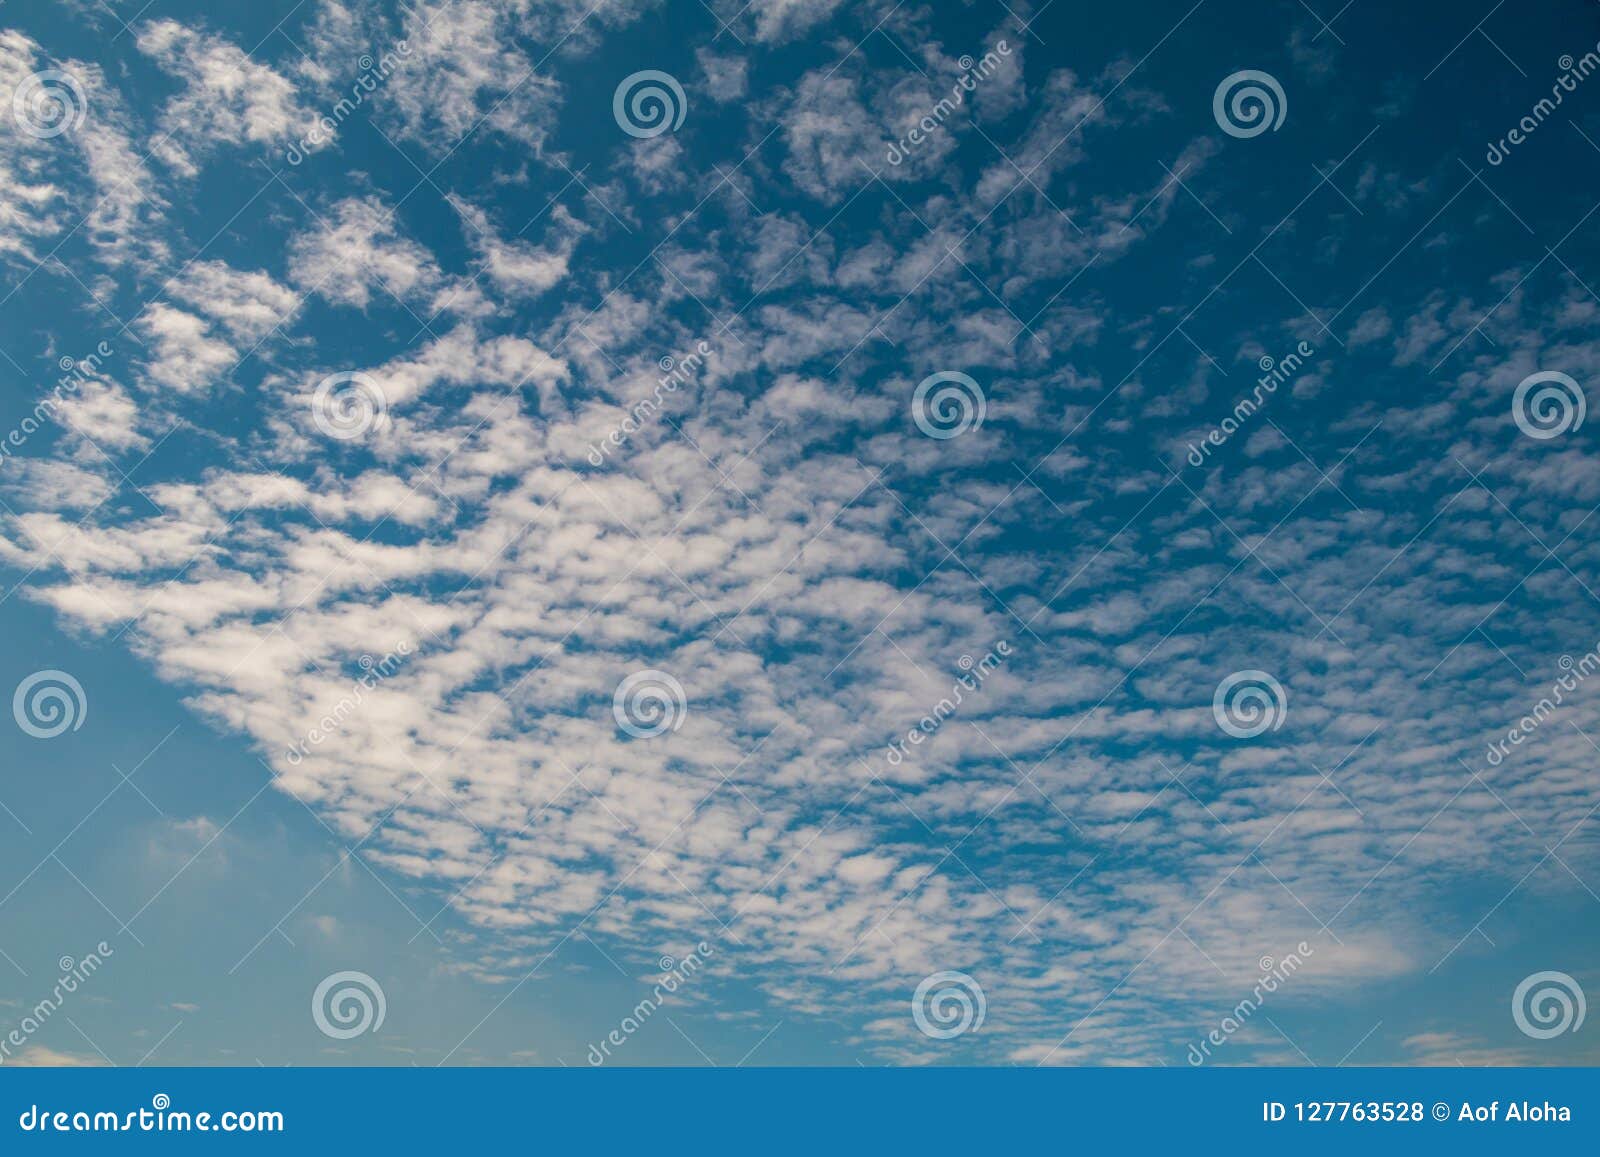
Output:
(0, 0), (1598, 1068)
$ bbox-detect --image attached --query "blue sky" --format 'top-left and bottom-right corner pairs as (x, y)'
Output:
(1, 0), (1599, 1067)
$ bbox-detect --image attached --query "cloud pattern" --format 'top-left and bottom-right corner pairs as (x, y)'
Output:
(2, 0), (1599, 1065)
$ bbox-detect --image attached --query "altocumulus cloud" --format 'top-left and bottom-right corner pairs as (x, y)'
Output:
(2, 0), (1599, 1066)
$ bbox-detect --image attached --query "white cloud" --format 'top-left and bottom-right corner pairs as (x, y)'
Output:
(383, 0), (560, 150)
(286, 195), (442, 310)
(52, 377), (151, 454)
(168, 260), (301, 342)
(5, 1046), (109, 1067)
(448, 196), (580, 300)
(136, 303), (237, 395)
(0, 32), (165, 267)
(137, 19), (324, 175)
(8, 3), (1600, 1069)
(697, 48), (748, 103)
